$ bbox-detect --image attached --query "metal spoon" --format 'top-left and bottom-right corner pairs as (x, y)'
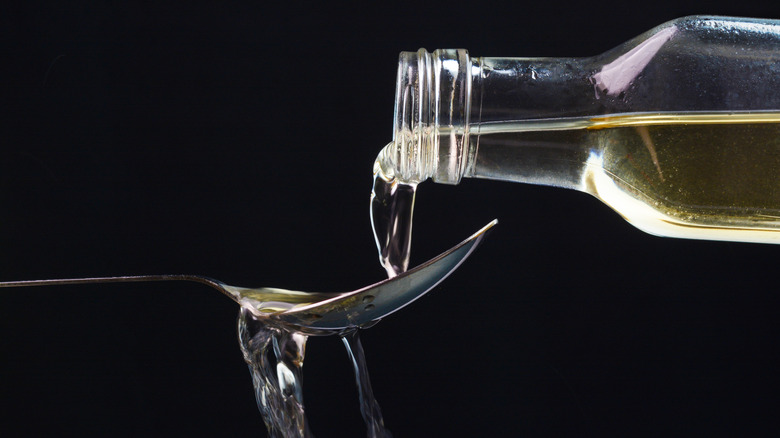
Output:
(0, 220), (496, 334)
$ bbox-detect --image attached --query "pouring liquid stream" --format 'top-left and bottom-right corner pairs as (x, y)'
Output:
(239, 307), (313, 438)
(239, 136), (423, 438)
(371, 145), (418, 277)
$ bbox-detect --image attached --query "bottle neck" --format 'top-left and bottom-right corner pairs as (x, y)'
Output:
(391, 49), (473, 184)
(391, 49), (597, 186)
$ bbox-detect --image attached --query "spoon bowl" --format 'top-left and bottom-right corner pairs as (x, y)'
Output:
(0, 220), (497, 335)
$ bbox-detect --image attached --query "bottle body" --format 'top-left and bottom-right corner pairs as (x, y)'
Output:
(385, 16), (780, 243)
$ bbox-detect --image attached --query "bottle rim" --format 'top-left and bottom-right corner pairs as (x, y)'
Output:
(393, 48), (471, 184)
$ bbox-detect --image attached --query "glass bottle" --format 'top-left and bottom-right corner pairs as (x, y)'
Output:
(380, 15), (780, 244)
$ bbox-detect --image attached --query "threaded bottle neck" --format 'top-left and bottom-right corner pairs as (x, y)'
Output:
(392, 49), (473, 184)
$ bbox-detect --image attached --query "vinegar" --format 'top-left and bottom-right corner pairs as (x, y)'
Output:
(470, 112), (780, 243)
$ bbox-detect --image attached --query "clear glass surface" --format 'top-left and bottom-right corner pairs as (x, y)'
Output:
(385, 16), (780, 243)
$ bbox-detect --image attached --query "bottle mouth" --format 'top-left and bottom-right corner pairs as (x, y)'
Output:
(392, 48), (472, 184)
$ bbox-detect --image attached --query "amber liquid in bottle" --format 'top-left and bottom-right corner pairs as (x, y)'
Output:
(469, 111), (780, 243)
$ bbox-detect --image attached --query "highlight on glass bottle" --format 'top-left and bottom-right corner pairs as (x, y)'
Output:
(378, 15), (780, 244)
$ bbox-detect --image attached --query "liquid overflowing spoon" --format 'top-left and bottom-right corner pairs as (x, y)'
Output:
(0, 220), (495, 334)
(1, 220), (496, 437)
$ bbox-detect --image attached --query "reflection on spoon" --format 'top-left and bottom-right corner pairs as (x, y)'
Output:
(0, 220), (496, 334)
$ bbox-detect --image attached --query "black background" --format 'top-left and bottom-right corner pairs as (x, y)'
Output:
(1, 2), (779, 437)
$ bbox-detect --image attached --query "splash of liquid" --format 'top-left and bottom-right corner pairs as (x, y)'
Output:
(238, 310), (394, 438)
(242, 140), (427, 437)
(211, 145), (420, 438)
(238, 307), (313, 438)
